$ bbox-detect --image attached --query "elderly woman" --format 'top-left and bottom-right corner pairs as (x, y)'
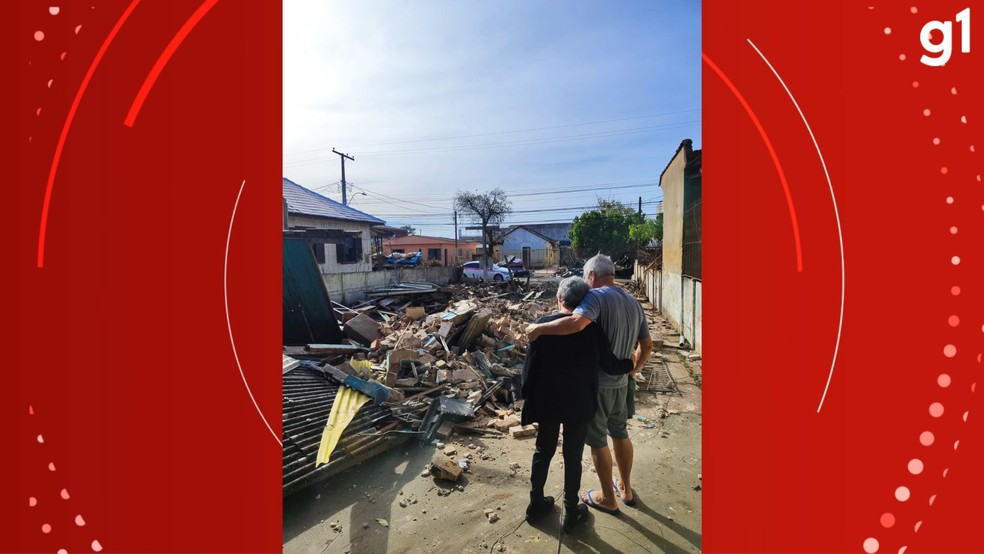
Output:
(521, 276), (632, 530)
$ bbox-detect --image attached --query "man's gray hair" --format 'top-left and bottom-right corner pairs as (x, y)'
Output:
(584, 253), (615, 278)
(557, 276), (590, 310)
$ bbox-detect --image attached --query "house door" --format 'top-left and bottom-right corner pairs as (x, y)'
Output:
(522, 246), (531, 268)
(444, 248), (448, 266)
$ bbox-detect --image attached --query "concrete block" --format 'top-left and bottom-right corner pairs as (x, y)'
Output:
(509, 425), (537, 438)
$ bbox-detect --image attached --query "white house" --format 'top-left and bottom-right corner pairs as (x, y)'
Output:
(283, 178), (385, 273)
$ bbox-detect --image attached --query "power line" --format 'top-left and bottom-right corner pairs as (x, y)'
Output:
(370, 201), (661, 219)
(284, 120), (698, 166)
(284, 109), (700, 157)
(349, 183), (449, 211)
(337, 180), (661, 202)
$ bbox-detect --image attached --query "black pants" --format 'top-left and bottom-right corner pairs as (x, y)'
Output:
(529, 418), (589, 509)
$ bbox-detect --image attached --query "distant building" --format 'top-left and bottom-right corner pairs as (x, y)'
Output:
(384, 235), (479, 266)
(283, 177), (385, 273)
(505, 223), (572, 246)
(497, 226), (560, 268)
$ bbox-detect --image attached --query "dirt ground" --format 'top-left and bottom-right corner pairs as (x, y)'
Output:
(283, 287), (702, 554)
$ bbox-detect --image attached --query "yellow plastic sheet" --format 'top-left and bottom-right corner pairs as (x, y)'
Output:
(315, 385), (371, 467)
(349, 357), (374, 377)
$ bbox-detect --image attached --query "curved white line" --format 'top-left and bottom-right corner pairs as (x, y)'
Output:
(747, 39), (845, 414)
(226, 179), (282, 446)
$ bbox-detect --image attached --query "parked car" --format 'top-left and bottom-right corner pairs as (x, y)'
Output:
(462, 261), (511, 281)
(501, 256), (530, 278)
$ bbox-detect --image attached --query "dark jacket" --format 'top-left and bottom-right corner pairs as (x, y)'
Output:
(520, 313), (633, 425)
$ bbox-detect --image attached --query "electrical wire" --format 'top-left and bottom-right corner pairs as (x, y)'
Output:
(369, 201), (661, 219)
(284, 109), (700, 157)
(283, 120), (698, 167)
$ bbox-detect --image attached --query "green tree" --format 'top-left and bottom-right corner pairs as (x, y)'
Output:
(568, 200), (640, 261)
(629, 213), (663, 245)
(400, 225), (417, 236)
(453, 188), (512, 279)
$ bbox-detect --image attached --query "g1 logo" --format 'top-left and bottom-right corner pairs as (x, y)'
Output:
(921, 7), (970, 67)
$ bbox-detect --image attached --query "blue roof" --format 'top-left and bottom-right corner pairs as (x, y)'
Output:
(283, 178), (385, 225)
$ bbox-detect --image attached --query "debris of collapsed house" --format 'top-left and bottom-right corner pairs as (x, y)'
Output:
(282, 280), (563, 494)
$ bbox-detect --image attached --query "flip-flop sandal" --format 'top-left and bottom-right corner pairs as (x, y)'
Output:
(580, 489), (620, 516)
(612, 477), (639, 507)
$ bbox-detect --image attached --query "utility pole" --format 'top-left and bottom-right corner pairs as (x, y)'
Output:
(453, 211), (458, 265)
(332, 148), (355, 205)
(638, 196), (643, 219)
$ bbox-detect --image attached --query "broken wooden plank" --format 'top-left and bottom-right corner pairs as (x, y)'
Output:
(456, 310), (492, 350)
(304, 344), (370, 355)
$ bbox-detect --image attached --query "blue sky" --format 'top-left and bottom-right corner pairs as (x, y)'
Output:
(284, 0), (701, 238)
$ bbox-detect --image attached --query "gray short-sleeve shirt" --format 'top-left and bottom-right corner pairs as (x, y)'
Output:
(574, 285), (650, 388)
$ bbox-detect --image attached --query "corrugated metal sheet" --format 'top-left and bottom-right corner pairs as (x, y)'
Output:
(283, 237), (344, 346)
(283, 178), (385, 225)
(282, 364), (408, 496)
(283, 355), (300, 374)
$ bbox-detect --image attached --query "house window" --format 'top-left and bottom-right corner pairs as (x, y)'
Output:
(311, 242), (326, 264)
(427, 248), (441, 261)
(336, 235), (363, 264)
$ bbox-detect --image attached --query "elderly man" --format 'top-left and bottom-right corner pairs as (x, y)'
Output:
(521, 276), (632, 530)
(527, 254), (652, 515)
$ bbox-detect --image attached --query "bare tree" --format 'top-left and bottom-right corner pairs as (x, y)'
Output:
(453, 188), (512, 281)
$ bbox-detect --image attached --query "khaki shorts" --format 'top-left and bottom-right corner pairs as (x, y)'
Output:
(585, 385), (629, 448)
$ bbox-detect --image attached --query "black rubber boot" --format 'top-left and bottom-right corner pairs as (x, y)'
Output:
(525, 495), (556, 522)
(563, 504), (589, 531)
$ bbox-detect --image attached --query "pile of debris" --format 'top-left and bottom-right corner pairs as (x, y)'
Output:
(282, 280), (561, 494)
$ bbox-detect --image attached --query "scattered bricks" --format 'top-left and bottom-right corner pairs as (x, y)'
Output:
(405, 306), (426, 320)
(488, 513), (499, 523)
(509, 462), (522, 470)
(509, 424), (537, 439)
(399, 500), (408, 508)
(430, 455), (463, 482)
(444, 446), (457, 456)
(493, 415), (521, 432)
(435, 421), (455, 440)
(451, 368), (481, 384)
(687, 353), (701, 361)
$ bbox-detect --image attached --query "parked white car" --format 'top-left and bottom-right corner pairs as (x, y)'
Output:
(462, 261), (511, 281)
